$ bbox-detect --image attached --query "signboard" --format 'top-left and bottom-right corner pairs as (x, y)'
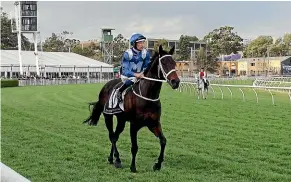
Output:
(218, 53), (242, 61)
(282, 65), (291, 75)
(20, 1), (38, 32)
(113, 67), (120, 73)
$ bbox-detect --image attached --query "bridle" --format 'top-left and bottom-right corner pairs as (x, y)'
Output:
(132, 54), (177, 102)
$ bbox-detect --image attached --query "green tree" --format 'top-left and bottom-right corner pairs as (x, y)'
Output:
(42, 31), (81, 52)
(42, 33), (66, 52)
(178, 35), (199, 60)
(204, 26), (243, 57)
(196, 47), (218, 72)
(153, 39), (169, 52)
(1, 11), (31, 50)
(71, 46), (95, 57)
(112, 34), (128, 65)
(244, 36), (273, 57)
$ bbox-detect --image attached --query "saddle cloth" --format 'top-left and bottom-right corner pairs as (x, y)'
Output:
(103, 85), (130, 115)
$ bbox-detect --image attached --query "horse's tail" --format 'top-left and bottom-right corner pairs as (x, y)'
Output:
(83, 100), (103, 126)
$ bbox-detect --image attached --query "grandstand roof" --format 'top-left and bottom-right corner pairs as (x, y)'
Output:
(0, 50), (113, 67)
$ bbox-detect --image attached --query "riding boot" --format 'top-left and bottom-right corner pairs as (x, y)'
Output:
(117, 83), (128, 102)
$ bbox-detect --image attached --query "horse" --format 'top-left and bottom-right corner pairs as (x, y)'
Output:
(83, 45), (180, 173)
(196, 77), (209, 99)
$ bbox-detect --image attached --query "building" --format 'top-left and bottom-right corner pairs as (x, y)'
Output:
(175, 61), (199, 77)
(0, 50), (113, 78)
(144, 38), (208, 60)
(79, 40), (99, 49)
(217, 56), (291, 76)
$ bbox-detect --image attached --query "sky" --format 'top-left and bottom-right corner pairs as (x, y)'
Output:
(1, 1), (291, 42)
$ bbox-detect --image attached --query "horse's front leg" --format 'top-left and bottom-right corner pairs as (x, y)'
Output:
(148, 123), (167, 171)
(202, 88), (206, 99)
(197, 88), (201, 100)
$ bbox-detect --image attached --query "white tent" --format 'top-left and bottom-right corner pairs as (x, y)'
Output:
(0, 50), (114, 77)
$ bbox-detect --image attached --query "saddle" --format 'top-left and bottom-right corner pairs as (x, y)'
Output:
(103, 83), (131, 115)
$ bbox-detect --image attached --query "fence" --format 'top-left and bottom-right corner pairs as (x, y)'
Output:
(253, 76), (291, 87)
(0, 65), (114, 79)
(17, 77), (114, 86)
(177, 81), (291, 105)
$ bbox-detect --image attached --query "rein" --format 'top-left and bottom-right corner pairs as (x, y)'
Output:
(132, 54), (176, 102)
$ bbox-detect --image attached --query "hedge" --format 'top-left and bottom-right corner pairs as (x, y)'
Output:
(1, 79), (19, 88)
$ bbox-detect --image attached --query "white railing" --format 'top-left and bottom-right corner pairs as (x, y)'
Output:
(253, 76), (291, 88)
(177, 82), (291, 105)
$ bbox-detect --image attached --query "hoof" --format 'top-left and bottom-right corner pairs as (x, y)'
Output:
(153, 163), (161, 171)
(130, 166), (137, 173)
(87, 120), (97, 126)
(108, 157), (113, 164)
(114, 161), (122, 168)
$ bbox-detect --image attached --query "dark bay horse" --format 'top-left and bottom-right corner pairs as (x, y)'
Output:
(83, 45), (180, 173)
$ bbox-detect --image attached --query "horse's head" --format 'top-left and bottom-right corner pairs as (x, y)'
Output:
(145, 45), (180, 89)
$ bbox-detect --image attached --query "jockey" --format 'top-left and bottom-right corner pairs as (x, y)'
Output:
(199, 67), (207, 85)
(117, 33), (151, 102)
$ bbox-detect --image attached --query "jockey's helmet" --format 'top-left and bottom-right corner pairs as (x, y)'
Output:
(130, 33), (146, 47)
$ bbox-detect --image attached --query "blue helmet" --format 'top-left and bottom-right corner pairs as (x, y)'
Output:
(130, 33), (146, 46)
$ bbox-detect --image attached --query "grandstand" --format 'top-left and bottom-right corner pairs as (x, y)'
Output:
(0, 50), (113, 78)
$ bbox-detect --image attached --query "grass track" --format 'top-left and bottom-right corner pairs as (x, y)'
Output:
(1, 83), (291, 182)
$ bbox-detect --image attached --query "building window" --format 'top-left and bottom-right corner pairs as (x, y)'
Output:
(168, 42), (175, 48)
(176, 42), (179, 49)
(148, 41), (154, 48)
(195, 43), (200, 49)
(189, 43), (194, 48)
(251, 63), (255, 66)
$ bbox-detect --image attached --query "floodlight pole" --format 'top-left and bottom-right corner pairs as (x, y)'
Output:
(14, 1), (24, 76)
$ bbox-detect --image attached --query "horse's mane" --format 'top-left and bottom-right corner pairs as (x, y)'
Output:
(143, 48), (171, 75)
(143, 51), (159, 75)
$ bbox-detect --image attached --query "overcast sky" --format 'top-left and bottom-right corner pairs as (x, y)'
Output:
(1, 1), (291, 42)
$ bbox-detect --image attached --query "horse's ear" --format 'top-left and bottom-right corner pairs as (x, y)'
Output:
(169, 46), (175, 55)
(159, 45), (163, 53)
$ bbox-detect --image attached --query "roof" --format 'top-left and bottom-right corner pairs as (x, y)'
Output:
(237, 56), (291, 62)
(0, 50), (113, 68)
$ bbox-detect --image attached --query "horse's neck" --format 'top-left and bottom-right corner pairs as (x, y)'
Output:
(138, 65), (162, 100)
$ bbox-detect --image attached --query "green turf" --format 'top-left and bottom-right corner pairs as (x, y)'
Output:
(1, 84), (291, 182)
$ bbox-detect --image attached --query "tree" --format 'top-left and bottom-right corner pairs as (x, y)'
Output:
(243, 33), (291, 58)
(178, 35), (199, 60)
(196, 47), (218, 72)
(153, 39), (169, 52)
(243, 36), (273, 57)
(72, 46), (95, 57)
(204, 26), (243, 57)
(42, 31), (81, 52)
(42, 33), (66, 52)
(276, 33), (291, 56)
(112, 34), (128, 65)
(1, 11), (32, 50)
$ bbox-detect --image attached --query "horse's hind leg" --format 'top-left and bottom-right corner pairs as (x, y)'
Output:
(104, 114), (114, 164)
(148, 122), (167, 171)
(112, 115), (126, 168)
